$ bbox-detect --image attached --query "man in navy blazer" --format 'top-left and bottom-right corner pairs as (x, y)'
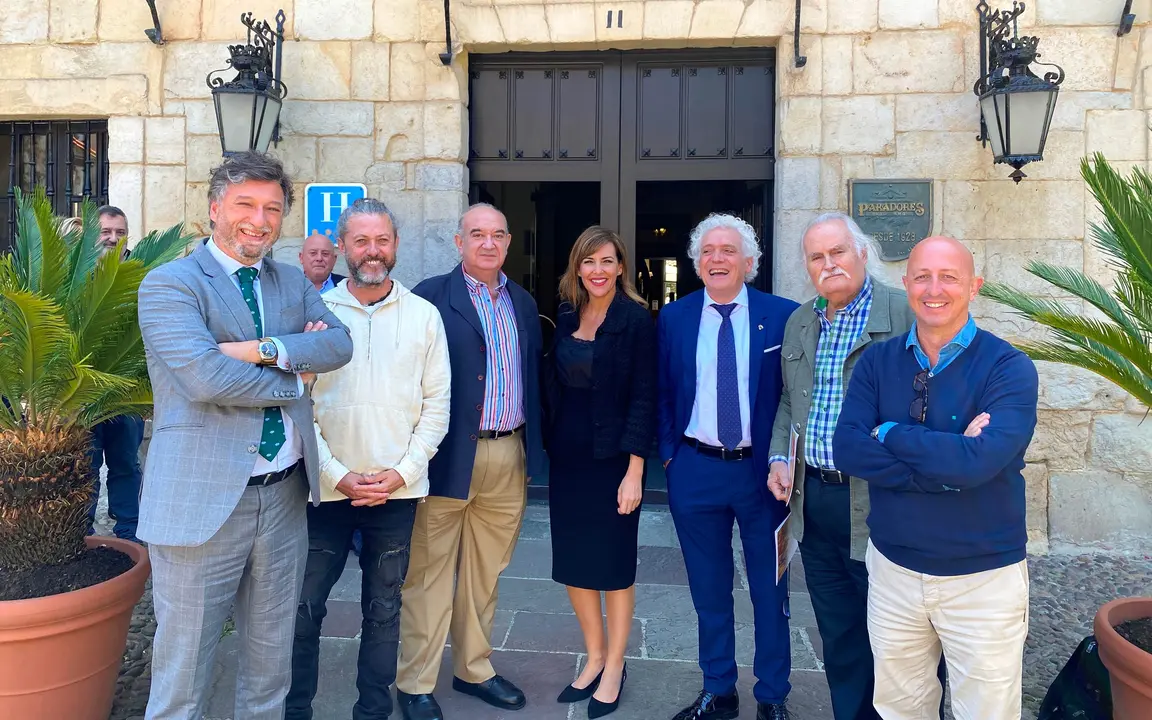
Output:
(658, 213), (799, 720)
(396, 203), (546, 720)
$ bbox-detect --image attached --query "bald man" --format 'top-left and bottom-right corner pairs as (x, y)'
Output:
(832, 237), (1038, 720)
(300, 232), (345, 293)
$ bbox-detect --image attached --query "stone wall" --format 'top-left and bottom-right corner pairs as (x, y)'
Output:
(1, 0), (1149, 551)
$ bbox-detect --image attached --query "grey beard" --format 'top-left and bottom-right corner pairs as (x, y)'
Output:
(350, 260), (393, 286)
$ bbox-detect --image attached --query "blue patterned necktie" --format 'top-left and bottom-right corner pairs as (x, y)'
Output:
(713, 303), (742, 451)
(236, 267), (285, 462)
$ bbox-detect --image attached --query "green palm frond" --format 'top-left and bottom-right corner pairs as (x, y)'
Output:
(981, 154), (1152, 411)
(129, 222), (197, 269)
(60, 200), (102, 305)
(0, 187), (187, 434)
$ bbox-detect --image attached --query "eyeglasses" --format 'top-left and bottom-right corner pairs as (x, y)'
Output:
(909, 370), (929, 423)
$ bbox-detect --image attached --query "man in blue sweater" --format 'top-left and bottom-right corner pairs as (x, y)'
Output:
(832, 236), (1038, 720)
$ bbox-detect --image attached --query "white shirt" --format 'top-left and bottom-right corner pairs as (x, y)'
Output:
(686, 285), (752, 448)
(207, 238), (304, 474)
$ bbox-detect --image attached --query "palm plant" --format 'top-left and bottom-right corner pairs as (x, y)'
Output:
(981, 153), (1152, 411)
(0, 189), (193, 572)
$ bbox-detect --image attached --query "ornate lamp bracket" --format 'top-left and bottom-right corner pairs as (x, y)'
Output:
(206, 10), (288, 150)
(793, 0), (807, 68)
(1118, 0), (1136, 37)
(440, 0), (454, 65)
(143, 0), (164, 45)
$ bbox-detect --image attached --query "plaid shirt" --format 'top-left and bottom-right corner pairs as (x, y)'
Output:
(804, 277), (874, 470)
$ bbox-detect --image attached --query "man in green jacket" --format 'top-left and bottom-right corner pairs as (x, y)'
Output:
(767, 213), (914, 720)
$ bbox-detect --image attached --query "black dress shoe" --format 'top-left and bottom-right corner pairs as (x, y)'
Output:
(756, 701), (791, 720)
(396, 690), (443, 720)
(452, 674), (527, 710)
(671, 690), (740, 720)
(588, 663), (626, 719)
(557, 668), (603, 703)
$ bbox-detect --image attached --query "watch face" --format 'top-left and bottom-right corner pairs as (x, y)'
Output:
(260, 341), (276, 360)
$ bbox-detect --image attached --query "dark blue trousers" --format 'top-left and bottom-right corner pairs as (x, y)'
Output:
(800, 473), (880, 720)
(667, 444), (791, 704)
(87, 414), (144, 540)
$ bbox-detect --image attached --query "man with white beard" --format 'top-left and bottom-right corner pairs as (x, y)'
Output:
(286, 198), (452, 720)
(766, 213), (914, 720)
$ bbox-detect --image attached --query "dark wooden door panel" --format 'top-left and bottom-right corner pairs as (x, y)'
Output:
(637, 66), (682, 160)
(470, 68), (511, 160)
(512, 69), (555, 160)
(557, 69), (600, 162)
(685, 66), (729, 159)
(731, 63), (776, 159)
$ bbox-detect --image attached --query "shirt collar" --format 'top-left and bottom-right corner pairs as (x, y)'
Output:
(813, 275), (873, 318)
(207, 236), (262, 277)
(704, 284), (749, 311)
(462, 265), (507, 294)
(906, 315), (978, 353)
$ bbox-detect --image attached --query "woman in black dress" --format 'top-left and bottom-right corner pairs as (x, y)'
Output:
(545, 226), (656, 718)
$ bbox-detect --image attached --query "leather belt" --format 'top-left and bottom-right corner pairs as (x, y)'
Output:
(478, 425), (523, 440)
(248, 460), (301, 488)
(681, 435), (752, 461)
(806, 465), (848, 485)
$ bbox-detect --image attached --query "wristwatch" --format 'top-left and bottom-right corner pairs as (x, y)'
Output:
(257, 338), (278, 365)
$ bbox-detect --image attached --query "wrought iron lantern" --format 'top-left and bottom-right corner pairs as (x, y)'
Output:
(207, 11), (288, 156)
(974, 1), (1065, 183)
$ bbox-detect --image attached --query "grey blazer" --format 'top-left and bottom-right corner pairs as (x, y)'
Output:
(769, 281), (915, 561)
(136, 240), (354, 547)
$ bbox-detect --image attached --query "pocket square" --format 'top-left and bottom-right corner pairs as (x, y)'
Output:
(764, 344), (782, 354)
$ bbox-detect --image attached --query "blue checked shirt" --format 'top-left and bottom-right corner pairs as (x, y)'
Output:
(796, 277), (874, 471)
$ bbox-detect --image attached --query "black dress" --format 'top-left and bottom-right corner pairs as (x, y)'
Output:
(548, 335), (639, 591)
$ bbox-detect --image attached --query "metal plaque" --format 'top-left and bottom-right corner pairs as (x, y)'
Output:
(848, 180), (933, 261)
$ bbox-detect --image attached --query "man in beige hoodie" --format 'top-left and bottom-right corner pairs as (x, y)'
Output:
(286, 198), (452, 720)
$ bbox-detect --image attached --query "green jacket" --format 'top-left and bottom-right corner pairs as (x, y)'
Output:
(768, 281), (916, 561)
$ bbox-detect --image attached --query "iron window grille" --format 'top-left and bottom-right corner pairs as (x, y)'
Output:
(1, 120), (110, 249)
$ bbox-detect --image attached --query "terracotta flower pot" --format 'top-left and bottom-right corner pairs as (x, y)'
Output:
(0, 536), (150, 720)
(1095, 596), (1152, 720)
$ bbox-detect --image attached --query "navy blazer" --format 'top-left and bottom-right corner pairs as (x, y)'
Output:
(657, 286), (800, 485)
(413, 264), (547, 499)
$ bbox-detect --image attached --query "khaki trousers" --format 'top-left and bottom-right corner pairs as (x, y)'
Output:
(865, 541), (1029, 720)
(396, 435), (527, 693)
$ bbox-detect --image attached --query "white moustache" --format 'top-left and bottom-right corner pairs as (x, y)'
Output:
(818, 268), (851, 284)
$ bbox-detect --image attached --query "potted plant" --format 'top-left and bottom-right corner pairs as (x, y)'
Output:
(0, 189), (192, 719)
(982, 153), (1152, 719)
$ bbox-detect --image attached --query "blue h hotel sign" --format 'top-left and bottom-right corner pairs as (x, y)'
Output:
(304, 183), (367, 242)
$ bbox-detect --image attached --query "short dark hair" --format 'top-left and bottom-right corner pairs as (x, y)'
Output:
(96, 205), (126, 220)
(207, 151), (295, 212)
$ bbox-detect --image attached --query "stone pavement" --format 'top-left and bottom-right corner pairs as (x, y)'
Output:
(100, 494), (1152, 720)
(203, 503), (833, 720)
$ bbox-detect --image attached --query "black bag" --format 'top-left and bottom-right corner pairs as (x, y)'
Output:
(1038, 635), (1113, 720)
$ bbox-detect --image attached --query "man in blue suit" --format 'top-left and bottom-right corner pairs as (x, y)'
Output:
(658, 213), (799, 720)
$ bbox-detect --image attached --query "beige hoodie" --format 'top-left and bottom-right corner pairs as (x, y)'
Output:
(311, 278), (451, 502)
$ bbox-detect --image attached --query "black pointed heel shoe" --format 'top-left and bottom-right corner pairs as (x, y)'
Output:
(587, 663), (626, 719)
(557, 668), (603, 703)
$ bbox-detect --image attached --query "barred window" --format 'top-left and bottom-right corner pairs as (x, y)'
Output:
(1, 120), (110, 250)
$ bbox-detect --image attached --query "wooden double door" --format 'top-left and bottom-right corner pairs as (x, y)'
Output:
(467, 48), (778, 294)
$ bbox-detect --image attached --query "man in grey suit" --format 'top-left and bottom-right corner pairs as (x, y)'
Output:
(137, 151), (354, 720)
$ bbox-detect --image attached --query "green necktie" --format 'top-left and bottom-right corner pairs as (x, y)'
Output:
(236, 267), (286, 462)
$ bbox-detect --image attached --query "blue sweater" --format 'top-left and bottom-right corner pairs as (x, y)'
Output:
(832, 327), (1038, 576)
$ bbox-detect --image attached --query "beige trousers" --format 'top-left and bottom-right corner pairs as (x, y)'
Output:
(396, 435), (527, 693)
(865, 540), (1029, 720)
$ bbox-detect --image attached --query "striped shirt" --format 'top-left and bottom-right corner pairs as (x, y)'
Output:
(804, 276), (874, 470)
(463, 267), (525, 432)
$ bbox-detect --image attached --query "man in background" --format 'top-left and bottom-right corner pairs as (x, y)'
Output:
(86, 205), (145, 542)
(301, 231), (345, 293)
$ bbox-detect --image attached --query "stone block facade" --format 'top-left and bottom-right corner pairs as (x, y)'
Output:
(2, 0), (1149, 551)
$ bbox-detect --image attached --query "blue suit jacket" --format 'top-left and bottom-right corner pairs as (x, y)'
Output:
(657, 286), (799, 485)
(413, 264), (547, 499)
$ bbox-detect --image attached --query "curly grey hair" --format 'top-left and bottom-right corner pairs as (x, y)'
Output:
(336, 197), (399, 239)
(687, 213), (763, 283)
(801, 212), (884, 278)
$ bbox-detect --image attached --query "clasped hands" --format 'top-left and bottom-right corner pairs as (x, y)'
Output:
(217, 320), (328, 384)
(336, 469), (406, 506)
(765, 411), (992, 502)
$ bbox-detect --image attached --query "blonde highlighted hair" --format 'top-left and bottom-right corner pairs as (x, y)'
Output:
(558, 225), (646, 312)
